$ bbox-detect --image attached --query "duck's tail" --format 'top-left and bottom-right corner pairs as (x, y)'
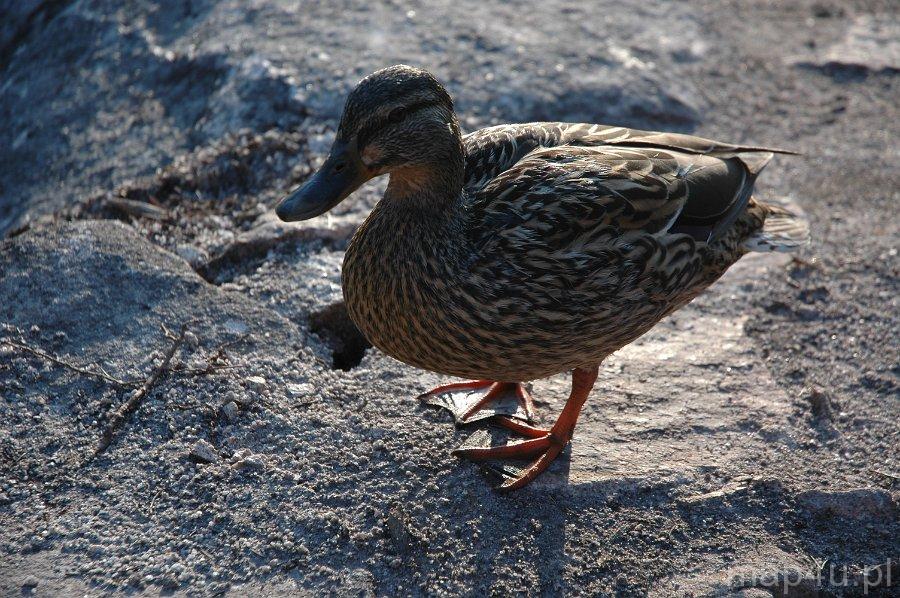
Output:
(743, 199), (810, 253)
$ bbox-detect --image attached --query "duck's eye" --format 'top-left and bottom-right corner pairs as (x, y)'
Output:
(387, 107), (407, 124)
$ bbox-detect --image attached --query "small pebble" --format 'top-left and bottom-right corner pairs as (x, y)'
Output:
(183, 331), (200, 347)
(190, 440), (218, 464)
(245, 376), (267, 391)
(231, 449), (264, 470)
(221, 401), (239, 421)
(285, 382), (312, 398)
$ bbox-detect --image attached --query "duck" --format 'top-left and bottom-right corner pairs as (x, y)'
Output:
(276, 65), (809, 491)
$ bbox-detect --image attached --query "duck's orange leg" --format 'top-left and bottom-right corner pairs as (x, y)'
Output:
(418, 380), (535, 422)
(452, 366), (599, 491)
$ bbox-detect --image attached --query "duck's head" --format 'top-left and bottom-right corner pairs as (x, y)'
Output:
(276, 65), (459, 222)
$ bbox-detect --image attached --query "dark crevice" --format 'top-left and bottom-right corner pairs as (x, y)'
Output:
(308, 302), (371, 371)
(196, 225), (354, 284)
(794, 60), (899, 81)
(59, 127), (345, 283)
(82, 129), (310, 217)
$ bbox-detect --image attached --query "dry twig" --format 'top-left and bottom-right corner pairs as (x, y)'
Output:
(5, 322), (248, 465)
(104, 197), (169, 220)
(172, 363), (243, 377)
(164, 331), (248, 378)
(0, 339), (132, 387)
(86, 323), (188, 463)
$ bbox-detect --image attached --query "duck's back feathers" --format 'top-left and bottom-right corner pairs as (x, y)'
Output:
(462, 122), (794, 190)
(462, 122), (793, 243)
(564, 125), (797, 163)
(466, 142), (762, 252)
(463, 123), (570, 193)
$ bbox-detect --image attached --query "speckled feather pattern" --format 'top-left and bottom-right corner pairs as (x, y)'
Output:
(343, 122), (789, 381)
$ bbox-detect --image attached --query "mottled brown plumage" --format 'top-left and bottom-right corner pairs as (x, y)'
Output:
(277, 65), (809, 490)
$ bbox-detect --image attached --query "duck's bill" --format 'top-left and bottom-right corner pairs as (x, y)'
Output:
(276, 142), (368, 222)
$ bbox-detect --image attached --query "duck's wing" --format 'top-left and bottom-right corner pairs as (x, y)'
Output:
(462, 122), (795, 196)
(560, 123), (797, 158)
(463, 123), (570, 193)
(467, 143), (768, 260)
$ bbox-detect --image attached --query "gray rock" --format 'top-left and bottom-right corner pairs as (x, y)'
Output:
(244, 375), (268, 392)
(651, 546), (815, 597)
(190, 440), (219, 464)
(0, 1), (45, 54)
(221, 401), (240, 421)
(285, 382), (313, 398)
(175, 244), (207, 268)
(230, 449), (265, 471)
(194, 54), (308, 140)
(793, 15), (900, 73)
(0, 220), (311, 378)
(797, 488), (898, 522)
(384, 505), (416, 554)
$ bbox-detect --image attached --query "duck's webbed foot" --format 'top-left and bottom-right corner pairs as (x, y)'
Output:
(452, 416), (566, 491)
(417, 380), (535, 423)
(451, 366), (600, 491)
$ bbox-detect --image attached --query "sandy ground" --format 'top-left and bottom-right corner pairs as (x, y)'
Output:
(0, 0), (898, 596)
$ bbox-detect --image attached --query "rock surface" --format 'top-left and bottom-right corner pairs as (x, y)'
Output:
(1, 0), (898, 596)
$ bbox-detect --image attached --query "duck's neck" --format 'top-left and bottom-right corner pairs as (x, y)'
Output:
(382, 121), (465, 219)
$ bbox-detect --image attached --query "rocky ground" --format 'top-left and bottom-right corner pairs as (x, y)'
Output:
(0, 0), (898, 596)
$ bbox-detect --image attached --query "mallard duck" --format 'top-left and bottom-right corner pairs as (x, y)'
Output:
(277, 65), (808, 490)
